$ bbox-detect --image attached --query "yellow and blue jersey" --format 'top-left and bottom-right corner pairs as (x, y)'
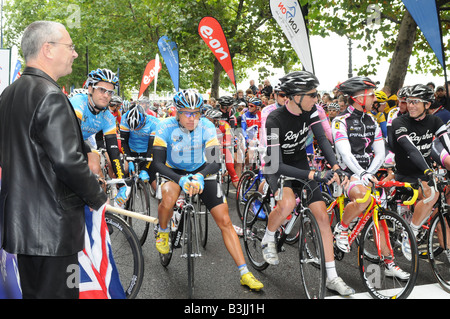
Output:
(70, 93), (116, 140)
(119, 111), (160, 153)
(153, 117), (219, 172)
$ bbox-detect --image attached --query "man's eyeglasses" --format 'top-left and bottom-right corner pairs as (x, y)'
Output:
(297, 91), (318, 99)
(48, 42), (76, 51)
(406, 98), (428, 105)
(92, 85), (115, 96)
(179, 110), (201, 118)
(277, 93), (287, 98)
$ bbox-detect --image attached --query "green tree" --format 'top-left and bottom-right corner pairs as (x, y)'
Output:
(304, 0), (449, 92)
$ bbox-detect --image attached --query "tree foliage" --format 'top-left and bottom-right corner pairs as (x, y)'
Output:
(3, 0), (449, 96)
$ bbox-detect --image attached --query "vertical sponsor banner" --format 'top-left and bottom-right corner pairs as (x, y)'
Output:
(138, 59), (162, 99)
(198, 16), (237, 90)
(158, 36), (180, 92)
(402, 0), (445, 68)
(270, 0), (315, 73)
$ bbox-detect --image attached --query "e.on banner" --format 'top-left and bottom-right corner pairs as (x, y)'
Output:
(138, 59), (162, 99)
(198, 16), (236, 89)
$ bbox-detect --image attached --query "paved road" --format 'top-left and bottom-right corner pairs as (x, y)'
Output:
(133, 187), (446, 301)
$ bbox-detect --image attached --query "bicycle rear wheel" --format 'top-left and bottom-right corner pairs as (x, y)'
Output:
(105, 212), (144, 299)
(298, 209), (326, 299)
(427, 212), (450, 293)
(358, 209), (419, 299)
(242, 192), (270, 271)
(127, 179), (151, 246)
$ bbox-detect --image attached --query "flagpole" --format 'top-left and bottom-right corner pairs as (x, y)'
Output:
(436, 0), (449, 109)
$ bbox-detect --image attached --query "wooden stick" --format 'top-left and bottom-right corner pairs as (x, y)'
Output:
(106, 204), (159, 224)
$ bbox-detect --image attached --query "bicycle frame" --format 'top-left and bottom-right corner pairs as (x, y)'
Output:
(327, 180), (419, 259)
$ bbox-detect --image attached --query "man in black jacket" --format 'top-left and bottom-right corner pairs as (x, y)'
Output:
(0, 21), (107, 298)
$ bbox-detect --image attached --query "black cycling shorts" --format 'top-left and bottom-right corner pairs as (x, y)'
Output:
(264, 173), (324, 206)
(169, 165), (226, 211)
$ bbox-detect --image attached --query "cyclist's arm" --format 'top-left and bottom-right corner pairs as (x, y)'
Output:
(145, 135), (155, 158)
(197, 145), (221, 177)
(366, 125), (386, 175)
(119, 130), (132, 156)
(332, 118), (366, 176)
(103, 132), (125, 178)
(152, 146), (183, 183)
(393, 122), (430, 173)
(241, 114), (249, 141)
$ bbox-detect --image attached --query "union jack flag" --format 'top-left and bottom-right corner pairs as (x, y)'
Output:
(78, 205), (125, 299)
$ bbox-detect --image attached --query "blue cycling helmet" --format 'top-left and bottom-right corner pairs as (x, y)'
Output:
(127, 105), (146, 130)
(173, 89), (204, 110)
(85, 68), (119, 89)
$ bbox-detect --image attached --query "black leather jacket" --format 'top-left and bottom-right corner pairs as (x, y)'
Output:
(0, 67), (107, 256)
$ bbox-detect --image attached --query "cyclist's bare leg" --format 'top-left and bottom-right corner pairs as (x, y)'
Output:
(267, 187), (296, 232)
(309, 201), (334, 262)
(209, 203), (246, 266)
(342, 183), (371, 227)
(411, 180), (438, 229)
(157, 181), (180, 229)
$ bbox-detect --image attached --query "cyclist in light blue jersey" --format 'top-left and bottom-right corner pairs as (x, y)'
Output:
(120, 104), (160, 190)
(152, 89), (263, 291)
(70, 68), (127, 206)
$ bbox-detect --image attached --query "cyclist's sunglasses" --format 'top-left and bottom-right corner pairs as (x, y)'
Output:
(179, 110), (201, 118)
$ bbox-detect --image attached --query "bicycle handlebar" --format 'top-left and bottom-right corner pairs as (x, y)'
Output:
(356, 180), (420, 205)
(125, 156), (152, 162)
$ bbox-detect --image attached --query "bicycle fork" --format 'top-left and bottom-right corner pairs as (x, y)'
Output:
(180, 205), (202, 259)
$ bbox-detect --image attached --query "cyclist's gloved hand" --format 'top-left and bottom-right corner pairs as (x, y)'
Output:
(179, 175), (193, 193)
(139, 170), (149, 182)
(360, 171), (374, 187)
(313, 170), (334, 183)
(190, 173), (205, 193)
(114, 185), (131, 208)
(424, 169), (435, 186)
(128, 161), (135, 175)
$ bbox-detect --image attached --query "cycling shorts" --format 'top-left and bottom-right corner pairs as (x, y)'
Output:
(166, 164), (226, 211)
(264, 173), (324, 206)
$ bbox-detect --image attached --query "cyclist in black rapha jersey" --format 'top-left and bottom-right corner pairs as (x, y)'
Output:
(263, 71), (354, 296)
(392, 84), (450, 237)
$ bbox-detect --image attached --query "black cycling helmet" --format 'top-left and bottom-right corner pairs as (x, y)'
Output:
(278, 71), (320, 96)
(397, 86), (411, 100)
(408, 84), (435, 103)
(217, 96), (235, 107)
(336, 76), (377, 96)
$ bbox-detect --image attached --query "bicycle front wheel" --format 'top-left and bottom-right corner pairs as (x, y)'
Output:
(185, 209), (195, 299)
(242, 192), (270, 271)
(298, 209), (326, 299)
(358, 209), (419, 299)
(105, 212), (144, 299)
(127, 179), (151, 246)
(427, 212), (450, 293)
(196, 196), (208, 248)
